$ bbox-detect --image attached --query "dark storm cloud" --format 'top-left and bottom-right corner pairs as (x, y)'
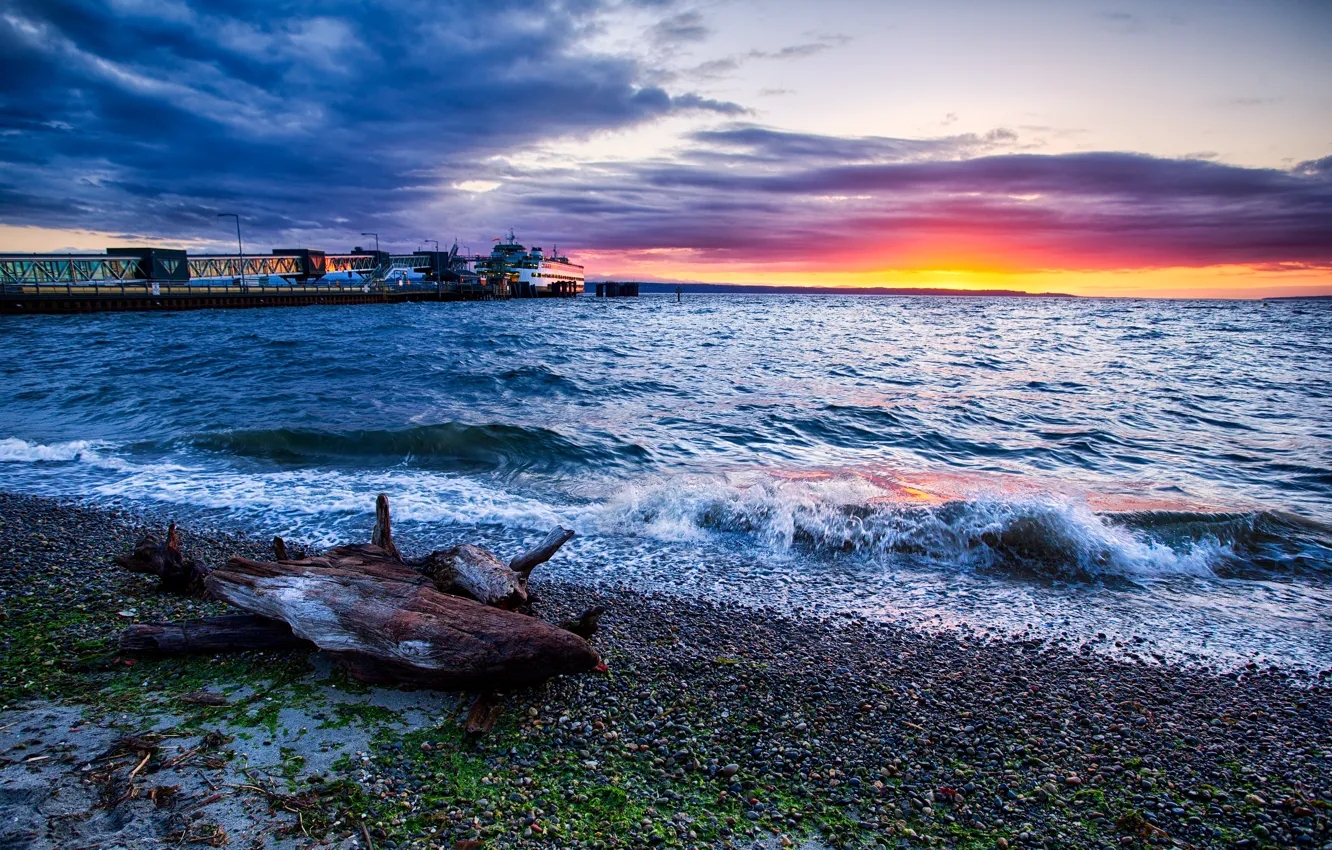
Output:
(0, 0), (738, 245)
(476, 128), (1332, 272)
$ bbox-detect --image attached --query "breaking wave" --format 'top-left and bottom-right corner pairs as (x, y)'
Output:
(187, 423), (651, 474)
(592, 472), (1330, 581)
(0, 437), (190, 473)
(0, 437), (105, 463)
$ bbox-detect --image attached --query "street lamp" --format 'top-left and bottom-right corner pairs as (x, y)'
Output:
(360, 232), (380, 253)
(217, 213), (245, 288)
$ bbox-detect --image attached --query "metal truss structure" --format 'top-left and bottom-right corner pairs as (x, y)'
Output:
(0, 255), (149, 285)
(188, 255), (303, 279)
(0, 250), (488, 293)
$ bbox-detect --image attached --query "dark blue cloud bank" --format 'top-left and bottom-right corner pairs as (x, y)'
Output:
(0, 0), (738, 241)
(2, 1), (1330, 272)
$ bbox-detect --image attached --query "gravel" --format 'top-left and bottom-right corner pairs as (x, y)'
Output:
(0, 492), (1329, 849)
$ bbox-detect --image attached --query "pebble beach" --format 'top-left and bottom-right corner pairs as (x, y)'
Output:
(0, 491), (1328, 850)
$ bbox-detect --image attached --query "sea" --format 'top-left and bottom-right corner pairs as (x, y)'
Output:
(2, 295), (1329, 671)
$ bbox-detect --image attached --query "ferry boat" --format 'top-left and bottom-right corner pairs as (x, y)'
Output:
(478, 231), (584, 297)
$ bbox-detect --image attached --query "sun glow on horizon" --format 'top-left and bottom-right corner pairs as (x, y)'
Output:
(580, 252), (1332, 299)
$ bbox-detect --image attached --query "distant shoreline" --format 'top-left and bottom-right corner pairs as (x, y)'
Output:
(603, 282), (1077, 297)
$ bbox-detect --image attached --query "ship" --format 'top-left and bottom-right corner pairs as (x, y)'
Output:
(476, 231), (584, 297)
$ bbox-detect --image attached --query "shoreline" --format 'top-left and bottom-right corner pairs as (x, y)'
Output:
(0, 491), (1328, 849)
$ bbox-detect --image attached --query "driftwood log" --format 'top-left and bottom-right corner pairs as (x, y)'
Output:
(207, 543), (600, 689)
(118, 494), (599, 691)
(114, 523), (210, 596)
(119, 614), (304, 653)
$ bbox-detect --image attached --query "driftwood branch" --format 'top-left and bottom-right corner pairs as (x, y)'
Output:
(119, 614), (304, 654)
(114, 522), (210, 596)
(371, 492), (401, 562)
(413, 526), (577, 608)
(559, 605), (605, 641)
(509, 527), (576, 578)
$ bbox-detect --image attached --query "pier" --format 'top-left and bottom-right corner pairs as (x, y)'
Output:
(593, 282), (640, 297)
(0, 246), (575, 314)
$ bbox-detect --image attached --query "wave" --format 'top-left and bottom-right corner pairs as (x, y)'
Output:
(0, 434), (572, 542)
(187, 423), (651, 473)
(591, 471), (1330, 581)
(0, 437), (105, 463)
(88, 467), (564, 545)
(0, 437), (190, 473)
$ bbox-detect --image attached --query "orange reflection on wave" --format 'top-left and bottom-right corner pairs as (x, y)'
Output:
(766, 465), (1226, 514)
(769, 470), (835, 481)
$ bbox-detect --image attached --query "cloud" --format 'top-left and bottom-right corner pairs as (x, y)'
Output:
(680, 36), (846, 81)
(648, 10), (709, 46)
(1099, 11), (1146, 34)
(0, 0), (739, 246)
(759, 42), (832, 60)
(0, 3), (1326, 277)
(1295, 155), (1332, 177)
(688, 124), (1022, 164)
(453, 127), (1332, 273)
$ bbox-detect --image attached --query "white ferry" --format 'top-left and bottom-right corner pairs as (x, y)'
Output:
(479, 231), (584, 297)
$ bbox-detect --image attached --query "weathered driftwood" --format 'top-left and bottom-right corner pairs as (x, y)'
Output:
(371, 493), (402, 562)
(273, 536), (306, 562)
(114, 523), (210, 596)
(206, 542), (600, 689)
(119, 614), (303, 653)
(559, 605), (606, 640)
(510, 527), (577, 577)
(413, 526), (576, 608)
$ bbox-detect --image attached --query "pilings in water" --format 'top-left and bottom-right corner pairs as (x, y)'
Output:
(594, 282), (640, 298)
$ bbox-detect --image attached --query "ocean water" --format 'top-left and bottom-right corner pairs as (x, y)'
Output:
(2, 295), (1330, 670)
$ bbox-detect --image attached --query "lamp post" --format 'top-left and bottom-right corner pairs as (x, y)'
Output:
(360, 232), (380, 253)
(217, 213), (245, 289)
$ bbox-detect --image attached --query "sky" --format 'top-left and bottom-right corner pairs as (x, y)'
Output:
(1, 0), (1330, 297)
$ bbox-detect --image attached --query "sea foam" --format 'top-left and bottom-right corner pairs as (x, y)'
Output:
(591, 471), (1224, 580)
